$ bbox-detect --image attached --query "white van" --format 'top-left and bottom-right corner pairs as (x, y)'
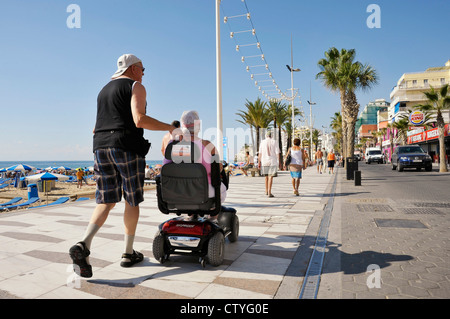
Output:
(365, 147), (384, 164)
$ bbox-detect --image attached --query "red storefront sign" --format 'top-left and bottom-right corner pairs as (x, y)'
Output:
(407, 124), (450, 144)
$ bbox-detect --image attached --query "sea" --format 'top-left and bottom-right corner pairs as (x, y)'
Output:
(0, 160), (163, 170)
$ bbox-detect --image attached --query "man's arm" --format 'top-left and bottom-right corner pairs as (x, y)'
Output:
(131, 82), (174, 132)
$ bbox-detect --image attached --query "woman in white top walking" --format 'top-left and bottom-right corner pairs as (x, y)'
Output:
(284, 138), (308, 196)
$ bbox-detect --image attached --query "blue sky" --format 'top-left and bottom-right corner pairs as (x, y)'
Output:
(1, 0), (449, 161)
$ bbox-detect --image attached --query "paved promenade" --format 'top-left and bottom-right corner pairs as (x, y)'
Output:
(0, 166), (332, 299)
(1, 164), (449, 300)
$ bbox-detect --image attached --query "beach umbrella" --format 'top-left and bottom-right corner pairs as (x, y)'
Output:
(25, 172), (69, 204)
(53, 166), (72, 171)
(25, 172), (70, 183)
(6, 164), (35, 172)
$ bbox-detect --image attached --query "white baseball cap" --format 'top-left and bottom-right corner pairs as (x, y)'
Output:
(111, 54), (142, 78)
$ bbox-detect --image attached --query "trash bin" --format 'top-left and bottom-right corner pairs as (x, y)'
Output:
(28, 183), (38, 199)
(346, 157), (355, 180)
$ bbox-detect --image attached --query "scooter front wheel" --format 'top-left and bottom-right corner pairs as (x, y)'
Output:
(207, 232), (224, 266)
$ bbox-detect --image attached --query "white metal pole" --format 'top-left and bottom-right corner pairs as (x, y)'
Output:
(310, 82), (313, 159)
(291, 36), (295, 143)
(216, 0), (223, 161)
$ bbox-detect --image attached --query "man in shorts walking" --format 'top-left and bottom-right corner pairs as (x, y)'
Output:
(258, 131), (280, 197)
(69, 54), (175, 278)
(315, 148), (323, 174)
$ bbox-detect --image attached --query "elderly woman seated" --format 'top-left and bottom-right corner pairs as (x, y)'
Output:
(162, 110), (227, 207)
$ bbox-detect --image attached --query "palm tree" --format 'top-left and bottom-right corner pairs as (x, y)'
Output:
(236, 108), (256, 155)
(268, 100), (288, 168)
(359, 137), (370, 156)
(399, 108), (435, 130)
(316, 47), (378, 164)
(330, 111), (343, 154)
(414, 84), (450, 172)
(285, 104), (302, 149)
(312, 129), (321, 152)
(393, 118), (409, 146)
(385, 122), (395, 162)
(236, 98), (271, 153)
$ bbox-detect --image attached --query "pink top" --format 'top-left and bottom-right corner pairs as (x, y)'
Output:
(163, 138), (212, 183)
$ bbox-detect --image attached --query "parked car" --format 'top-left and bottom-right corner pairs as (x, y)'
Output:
(365, 148), (384, 164)
(391, 145), (432, 172)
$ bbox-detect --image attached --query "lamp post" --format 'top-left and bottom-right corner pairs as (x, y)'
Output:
(307, 97), (316, 160)
(216, 0), (223, 160)
(286, 35), (300, 144)
(322, 125), (327, 150)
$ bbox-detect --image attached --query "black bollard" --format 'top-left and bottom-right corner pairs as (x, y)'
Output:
(354, 170), (361, 186)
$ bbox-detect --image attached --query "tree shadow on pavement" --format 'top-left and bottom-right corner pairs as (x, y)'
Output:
(322, 240), (414, 275)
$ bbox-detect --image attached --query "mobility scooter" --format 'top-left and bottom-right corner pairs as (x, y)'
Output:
(153, 140), (239, 267)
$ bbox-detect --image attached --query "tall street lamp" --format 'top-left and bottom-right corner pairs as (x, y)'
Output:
(286, 35), (300, 144)
(307, 99), (316, 159)
(215, 0), (223, 160)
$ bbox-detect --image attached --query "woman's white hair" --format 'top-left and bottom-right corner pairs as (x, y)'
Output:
(180, 110), (200, 134)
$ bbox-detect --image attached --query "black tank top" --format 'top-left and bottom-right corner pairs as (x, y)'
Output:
(93, 78), (150, 156)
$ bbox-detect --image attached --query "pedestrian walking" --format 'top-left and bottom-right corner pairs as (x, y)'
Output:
(284, 138), (307, 196)
(258, 131), (280, 197)
(327, 149), (336, 174)
(69, 54), (176, 278)
(76, 168), (84, 189)
(322, 148), (328, 173)
(315, 148), (324, 174)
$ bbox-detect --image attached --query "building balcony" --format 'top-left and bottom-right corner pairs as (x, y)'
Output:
(390, 81), (449, 100)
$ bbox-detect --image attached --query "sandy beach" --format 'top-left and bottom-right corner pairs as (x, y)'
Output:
(0, 181), (156, 206)
(0, 166), (243, 207)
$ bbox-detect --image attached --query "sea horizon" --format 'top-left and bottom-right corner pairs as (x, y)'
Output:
(0, 159), (163, 170)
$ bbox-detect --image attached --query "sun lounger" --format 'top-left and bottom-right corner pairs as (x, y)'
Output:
(0, 197), (40, 212)
(28, 197), (70, 209)
(0, 183), (10, 190)
(0, 197), (23, 207)
(75, 197), (90, 201)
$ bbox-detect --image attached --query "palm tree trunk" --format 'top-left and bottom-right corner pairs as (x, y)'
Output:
(256, 126), (261, 156)
(340, 90), (348, 165)
(278, 128), (283, 170)
(437, 112), (448, 172)
(389, 128), (394, 163)
(344, 91), (360, 161)
(250, 125), (256, 157)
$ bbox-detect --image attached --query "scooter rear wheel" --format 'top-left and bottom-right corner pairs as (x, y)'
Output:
(153, 231), (167, 264)
(228, 214), (239, 243)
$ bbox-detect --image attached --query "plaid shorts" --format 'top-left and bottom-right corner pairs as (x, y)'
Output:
(94, 148), (145, 207)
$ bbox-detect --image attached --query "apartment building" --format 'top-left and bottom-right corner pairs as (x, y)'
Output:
(388, 60), (450, 162)
(389, 60), (450, 123)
